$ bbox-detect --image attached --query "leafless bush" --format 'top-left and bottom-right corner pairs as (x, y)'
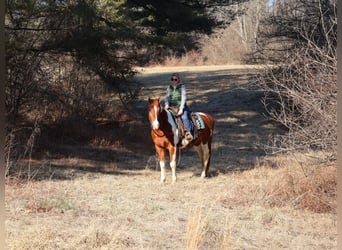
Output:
(6, 52), (110, 123)
(260, 47), (336, 155)
(6, 51), (49, 120)
(264, 157), (337, 213)
(5, 121), (41, 180)
(5, 52), (123, 176)
(236, 156), (337, 213)
(39, 56), (108, 123)
(256, 0), (337, 161)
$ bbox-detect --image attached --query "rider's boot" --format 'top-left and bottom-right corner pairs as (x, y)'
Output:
(185, 131), (193, 141)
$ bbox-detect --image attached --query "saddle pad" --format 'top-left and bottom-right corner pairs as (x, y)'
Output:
(194, 112), (205, 130)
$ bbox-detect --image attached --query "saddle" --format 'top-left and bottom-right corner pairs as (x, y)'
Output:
(167, 107), (205, 140)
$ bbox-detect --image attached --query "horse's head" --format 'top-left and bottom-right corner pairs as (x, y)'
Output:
(148, 97), (162, 130)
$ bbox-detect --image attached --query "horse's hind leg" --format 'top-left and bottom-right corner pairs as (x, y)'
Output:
(194, 143), (210, 178)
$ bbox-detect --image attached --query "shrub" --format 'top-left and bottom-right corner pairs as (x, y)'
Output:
(256, 0), (337, 161)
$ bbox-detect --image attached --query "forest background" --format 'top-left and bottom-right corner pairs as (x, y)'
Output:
(6, 0), (337, 162)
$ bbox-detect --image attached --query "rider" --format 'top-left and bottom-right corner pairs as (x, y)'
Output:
(164, 73), (193, 141)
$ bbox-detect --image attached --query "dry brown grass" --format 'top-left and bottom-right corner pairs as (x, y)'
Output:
(156, 50), (204, 67)
(5, 65), (337, 249)
(5, 157), (337, 249)
(262, 156), (336, 213)
(224, 153), (337, 213)
(186, 207), (209, 249)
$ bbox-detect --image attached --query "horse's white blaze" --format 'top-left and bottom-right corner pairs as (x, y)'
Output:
(166, 110), (179, 146)
(151, 105), (160, 130)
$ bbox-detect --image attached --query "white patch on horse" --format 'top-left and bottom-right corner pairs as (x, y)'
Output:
(151, 105), (159, 130)
(166, 110), (179, 146)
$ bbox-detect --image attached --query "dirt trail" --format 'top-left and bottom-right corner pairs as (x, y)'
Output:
(133, 65), (281, 174)
(5, 66), (337, 250)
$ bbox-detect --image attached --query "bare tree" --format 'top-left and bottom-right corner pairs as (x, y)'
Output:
(256, 0), (337, 162)
(234, 0), (267, 50)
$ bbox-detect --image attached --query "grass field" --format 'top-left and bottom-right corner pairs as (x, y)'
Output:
(5, 65), (337, 249)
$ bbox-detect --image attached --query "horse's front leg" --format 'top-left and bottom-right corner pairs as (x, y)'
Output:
(168, 146), (177, 183)
(155, 146), (166, 183)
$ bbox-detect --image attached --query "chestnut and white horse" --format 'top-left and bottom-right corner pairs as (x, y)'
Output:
(148, 97), (215, 183)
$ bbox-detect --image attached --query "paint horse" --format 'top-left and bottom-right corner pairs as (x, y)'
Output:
(148, 97), (215, 183)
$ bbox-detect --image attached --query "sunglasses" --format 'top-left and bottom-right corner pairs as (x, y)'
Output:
(171, 78), (178, 81)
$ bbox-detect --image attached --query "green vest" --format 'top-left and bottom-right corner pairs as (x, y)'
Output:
(168, 84), (182, 107)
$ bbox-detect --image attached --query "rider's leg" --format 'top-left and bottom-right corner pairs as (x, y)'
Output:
(181, 108), (193, 140)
